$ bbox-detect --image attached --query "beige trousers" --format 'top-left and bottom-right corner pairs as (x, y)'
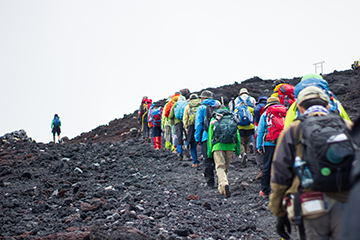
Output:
(302, 201), (345, 240)
(213, 150), (233, 193)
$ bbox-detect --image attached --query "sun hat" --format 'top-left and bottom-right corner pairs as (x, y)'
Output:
(297, 86), (329, 106)
(264, 97), (281, 108)
(189, 93), (199, 100)
(239, 88), (249, 95)
(200, 90), (213, 99)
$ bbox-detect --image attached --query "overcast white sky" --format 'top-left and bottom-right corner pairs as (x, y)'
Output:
(1, 0), (359, 143)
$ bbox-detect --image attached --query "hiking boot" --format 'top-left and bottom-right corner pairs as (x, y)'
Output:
(249, 143), (254, 154)
(223, 185), (231, 198)
(255, 170), (263, 180)
(178, 153), (183, 161)
(259, 190), (269, 198)
(185, 149), (191, 159)
(241, 153), (248, 166)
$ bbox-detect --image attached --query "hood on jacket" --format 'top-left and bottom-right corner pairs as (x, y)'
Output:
(201, 98), (216, 106)
(189, 98), (201, 108)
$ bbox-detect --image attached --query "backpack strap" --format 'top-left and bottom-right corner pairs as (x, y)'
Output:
(292, 117), (307, 240)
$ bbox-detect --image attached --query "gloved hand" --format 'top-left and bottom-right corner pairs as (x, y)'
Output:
(276, 216), (291, 239)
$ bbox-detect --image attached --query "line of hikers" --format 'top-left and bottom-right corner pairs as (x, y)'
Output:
(138, 73), (357, 240)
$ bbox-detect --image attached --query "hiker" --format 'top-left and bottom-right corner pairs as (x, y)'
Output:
(233, 88), (255, 166)
(256, 97), (287, 198)
(269, 86), (355, 240)
(253, 96), (268, 180)
(183, 93), (202, 167)
(234, 88), (256, 107)
(195, 90), (218, 189)
(284, 73), (350, 128)
(51, 114), (61, 143)
(162, 96), (173, 150)
(165, 92), (181, 152)
(169, 95), (188, 160)
(148, 102), (163, 150)
(207, 97), (241, 197)
(138, 96), (152, 141)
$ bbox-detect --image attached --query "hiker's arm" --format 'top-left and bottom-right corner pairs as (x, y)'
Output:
(256, 114), (266, 152)
(235, 129), (241, 156)
(207, 122), (214, 158)
(194, 106), (204, 143)
(269, 125), (296, 217)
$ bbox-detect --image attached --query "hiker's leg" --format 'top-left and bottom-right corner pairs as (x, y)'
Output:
(175, 123), (184, 153)
(214, 151), (227, 193)
(261, 146), (275, 195)
(190, 142), (199, 164)
(203, 140), (215, 187)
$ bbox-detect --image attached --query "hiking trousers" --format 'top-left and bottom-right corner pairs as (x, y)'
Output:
(239, 129), (254, 154)
(261, 146), (275, 195)
(152, 127), (162, 150)
(189, 142), (199, 165)
(164, 125), (171, 143)
(175, 122), (184, 153)
(202, 140), (215, 187)
(303, 201), (345, 240)
(142, 118), (150, 138)
(213, 150), (233, 193)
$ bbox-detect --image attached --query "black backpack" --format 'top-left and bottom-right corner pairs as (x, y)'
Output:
(295, 112), (357, 192)
(211, 109), (238, 145)
(204, 104), (221, 132)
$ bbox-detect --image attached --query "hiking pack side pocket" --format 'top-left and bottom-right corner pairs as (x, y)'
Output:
(286, 191), (326, 221)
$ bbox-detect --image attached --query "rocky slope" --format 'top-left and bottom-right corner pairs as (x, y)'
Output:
(0, 69), (359, 240)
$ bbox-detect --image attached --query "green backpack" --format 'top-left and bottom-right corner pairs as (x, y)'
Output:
(189, 105), (200, 125)
(211, 108), (238, 145)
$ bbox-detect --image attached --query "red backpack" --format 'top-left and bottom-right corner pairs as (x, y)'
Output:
(265, 105), (288, 142)
(278, 84), (295, 109)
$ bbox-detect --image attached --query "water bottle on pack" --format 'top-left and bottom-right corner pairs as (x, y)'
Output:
(294, 156), (313, 188)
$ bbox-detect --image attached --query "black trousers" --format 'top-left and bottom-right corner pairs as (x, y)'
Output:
(202, 140), (215, 187)
(261, 146), (276, 195)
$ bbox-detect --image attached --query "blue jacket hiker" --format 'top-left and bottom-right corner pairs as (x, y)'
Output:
(194, 90), (218, 189)
(51, 114), (61, 143)
(207, 105), (241, 197)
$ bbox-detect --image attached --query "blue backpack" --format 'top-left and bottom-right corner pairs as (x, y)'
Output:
(174, 99), (188, 120)
(54, 118), (60, 127)
(237, 96), (253, 107)
(150, 107), (162, 127)
(294, 78), (340, 112)
(234, 101), (253, 126)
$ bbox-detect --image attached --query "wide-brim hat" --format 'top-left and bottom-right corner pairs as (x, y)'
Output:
(265, 97), (281, 108)
(200, 90), (213, 99)
(239, 88), (249, 95)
